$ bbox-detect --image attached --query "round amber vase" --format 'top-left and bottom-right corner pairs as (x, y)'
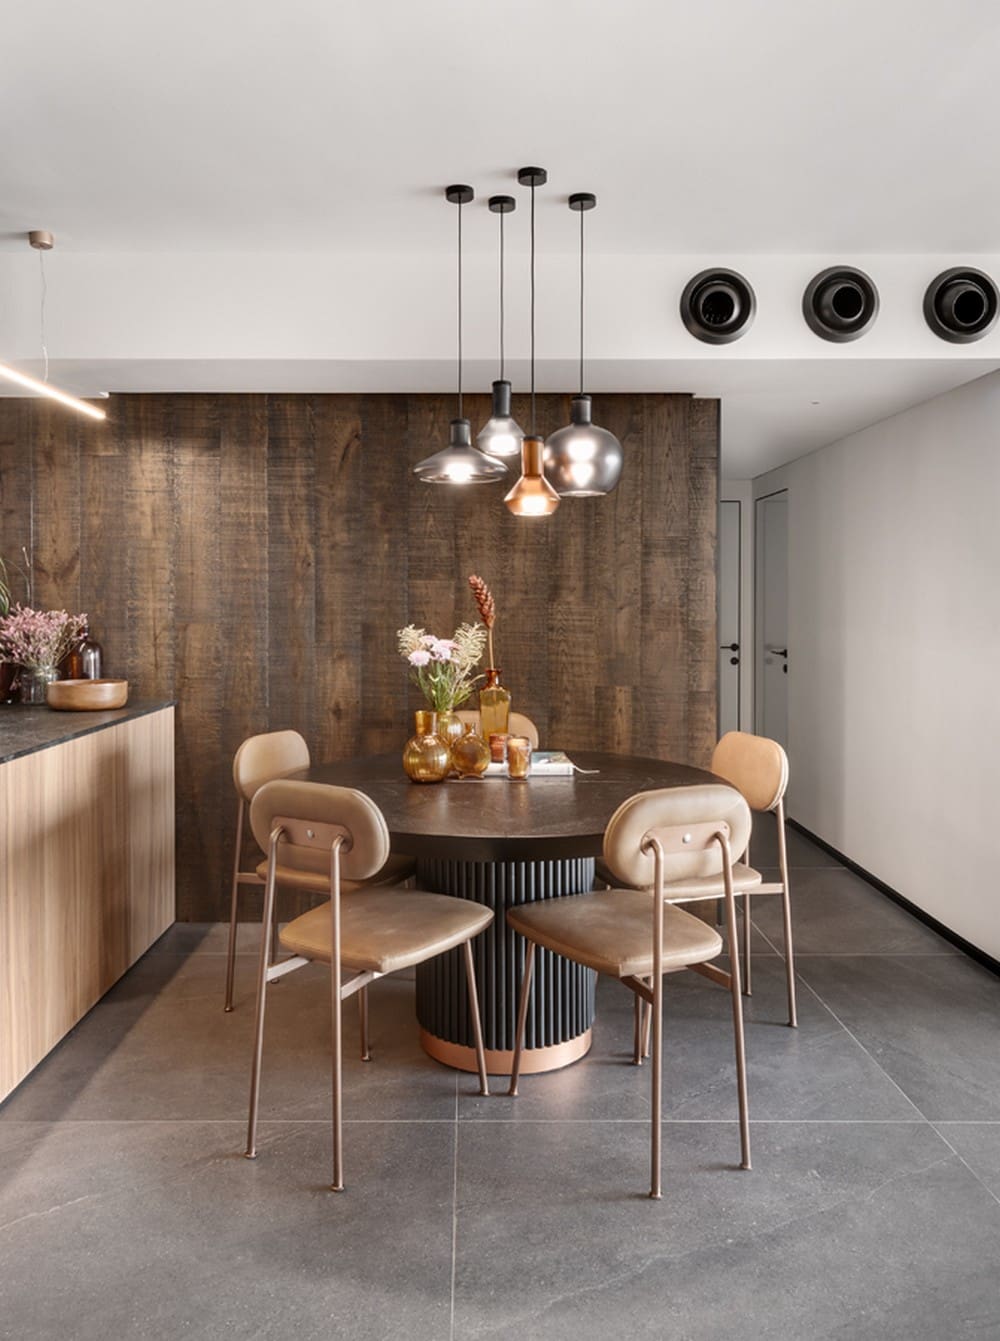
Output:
(451, 723), (491, 778)
(402, 710), (451, 784)
(435, 709), (465, 754)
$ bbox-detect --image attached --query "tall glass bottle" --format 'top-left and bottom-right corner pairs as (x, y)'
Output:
(479, 668), (511, 739)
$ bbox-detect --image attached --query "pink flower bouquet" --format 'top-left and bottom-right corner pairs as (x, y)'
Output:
(397, 622), (487, 712)
(0, 605), (88, 670)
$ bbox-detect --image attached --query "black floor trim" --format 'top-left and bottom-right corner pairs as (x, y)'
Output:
(787, 817), (1000, 979)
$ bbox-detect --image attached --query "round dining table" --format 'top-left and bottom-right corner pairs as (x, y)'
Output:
(303, 751), (717, 1075)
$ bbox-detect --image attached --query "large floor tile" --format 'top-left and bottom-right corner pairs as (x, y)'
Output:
(935, 1123), (1000, 1202)
(460, 958), (919, 1123)
(452, 1120), (1000, 1340)
(751, 865), (957, 956)
(0, 954), (459, 1123)
(0, 1119), (454, 1341)
(796, 955), (1000, 1120)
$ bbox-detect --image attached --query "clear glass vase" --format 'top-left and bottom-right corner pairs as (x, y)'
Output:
(19, 665), (59, 705)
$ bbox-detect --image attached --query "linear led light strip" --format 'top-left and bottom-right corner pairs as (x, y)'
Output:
(0, 360), (106, 420)
(0, 230), (108, 422)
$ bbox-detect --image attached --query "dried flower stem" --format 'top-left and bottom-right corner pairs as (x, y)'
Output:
(468, 574), (497, 668)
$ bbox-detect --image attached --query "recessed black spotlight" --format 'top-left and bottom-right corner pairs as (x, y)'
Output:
(923, 268), (999, 343)
(680, 269), (756, 344)
(803, 267), (879, 343)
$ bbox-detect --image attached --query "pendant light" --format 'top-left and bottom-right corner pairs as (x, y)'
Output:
(477, 195), (525, 460)
(414, 186), (507, 485)
(504, 168), (560, 517)
(544, 194), (622, 496)
(0, 231), (107, 422)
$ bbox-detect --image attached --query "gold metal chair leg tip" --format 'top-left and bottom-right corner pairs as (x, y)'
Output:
(224, 1004), (234, 1013)
(648, 1189), (662, 1200)
(741, 1160), (752, 1171)
(244, 1150), (257, 1160)
(507, 1085), (519, 1098)
(330, 1182), (344, 1193)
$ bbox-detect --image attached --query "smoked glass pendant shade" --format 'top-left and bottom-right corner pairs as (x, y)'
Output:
(544, 394), (623, 497)
(414, 418), (508, 484)
(504, 435), (560, 516)
(476, 380), (525, 459)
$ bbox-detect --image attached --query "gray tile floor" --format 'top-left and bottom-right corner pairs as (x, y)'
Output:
(2, 829), (999, 1340)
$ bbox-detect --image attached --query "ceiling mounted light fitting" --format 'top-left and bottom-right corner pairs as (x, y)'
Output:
(923, 267), (999, 344)
(544, 193), (622, 497)
(680, 268), (756, 344)
(414, 186), (507, 484)
(803, 266), (879, 342)
(477, 195), (524, 460)
(0, 232), (107, 422)
(505, 167), (560, 517)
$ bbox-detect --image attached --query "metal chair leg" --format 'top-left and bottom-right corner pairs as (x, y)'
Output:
(330, 845), (344, 1192)
(463, 940), (489, 1096)
(245, 827), (280, 1159)
(508, 942), (535, 1097)
(633, 990), (643, 1065)
(642, 982), (653, 1059)
(224, 799), (245, 1012)
(650, 888), (665, 1199)
(776, 799), (798, 1027)
(359, 984), (371, 1061)
(742, 892), (753, 997)
(722, 856), (752, 1171)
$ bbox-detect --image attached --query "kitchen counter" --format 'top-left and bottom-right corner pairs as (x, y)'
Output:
(0, 699), (176, 764)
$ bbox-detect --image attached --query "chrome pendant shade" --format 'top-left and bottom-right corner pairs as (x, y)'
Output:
(414, 185), (508, 485)
(544, 193), (622, 498)
(478, 195), (525, 461)
(544, 394), (623, 497)
(477, 378), (524, 460)
(417, 416), (507, 484)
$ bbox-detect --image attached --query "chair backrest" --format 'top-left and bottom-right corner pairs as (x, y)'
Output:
(711, 731), (788, 813)
(249, 780), (390, 884)
(455, 709), (540, 748)
(233, 730), (310, 804)
(602, 783), (751, 890)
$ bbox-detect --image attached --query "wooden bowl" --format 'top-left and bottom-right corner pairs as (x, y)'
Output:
(46, 679), (130, 711)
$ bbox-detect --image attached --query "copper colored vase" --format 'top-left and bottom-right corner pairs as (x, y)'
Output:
(451, 723), (491, 778)
(402, 710), (451, 784)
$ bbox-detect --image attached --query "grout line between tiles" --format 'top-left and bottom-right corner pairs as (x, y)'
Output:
(927, 1121), (1000, 1209)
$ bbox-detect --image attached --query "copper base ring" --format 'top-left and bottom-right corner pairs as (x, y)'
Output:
(419, 1026), (592, 1076)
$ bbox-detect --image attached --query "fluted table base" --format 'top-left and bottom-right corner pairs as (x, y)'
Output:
(414, 856), (597, 1075)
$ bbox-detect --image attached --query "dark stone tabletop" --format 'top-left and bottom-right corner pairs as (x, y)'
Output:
(302, 751), (719, 861)
(0, 700), (176, 765)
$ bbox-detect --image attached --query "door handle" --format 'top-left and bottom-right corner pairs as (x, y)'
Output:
(720, 642), (739, 652)
(730, 656), (740, 666)
(771, 648), (788, 658)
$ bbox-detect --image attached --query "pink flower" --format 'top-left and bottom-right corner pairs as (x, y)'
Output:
(429, 639), (455, 662)
(408, 649), (431, 667)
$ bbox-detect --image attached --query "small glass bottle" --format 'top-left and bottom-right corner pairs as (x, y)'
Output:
(451, 723), (491, 778)
(65, 624), (103, 680)
(479, 668), (511, 739)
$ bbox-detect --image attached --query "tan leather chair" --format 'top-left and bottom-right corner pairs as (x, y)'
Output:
(455, 709), (540, 748)
(710, 731), (796, 1027)
(506, 783), (751, 1199)
(244, 779), (493, 1190)
(224, 731), (414, 1013)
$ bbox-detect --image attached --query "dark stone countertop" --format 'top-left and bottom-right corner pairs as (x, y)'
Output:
(0, 700), (176, 765)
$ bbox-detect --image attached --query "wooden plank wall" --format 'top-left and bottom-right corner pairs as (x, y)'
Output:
(0, 392), (719, 921)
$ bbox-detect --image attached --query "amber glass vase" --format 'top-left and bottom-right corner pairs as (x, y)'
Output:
(402, 710), (451, 784)
(479, 668), (511, 739)
(451, 723), (491, 778)
(435, 710), (465, 755)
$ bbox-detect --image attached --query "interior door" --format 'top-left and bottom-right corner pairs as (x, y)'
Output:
(718, 500), (741, 734)
(755, 490), (788, 748)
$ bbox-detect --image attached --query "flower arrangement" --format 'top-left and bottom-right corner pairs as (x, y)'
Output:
(0, 605), (87, 670)
(397, 622), (487, 713)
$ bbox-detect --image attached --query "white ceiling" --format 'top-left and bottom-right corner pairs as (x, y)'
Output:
(2, 0), (999, 254)
(1, 0), (998, 476)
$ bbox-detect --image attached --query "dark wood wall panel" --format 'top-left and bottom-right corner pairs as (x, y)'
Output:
(0, 392), (719, 922)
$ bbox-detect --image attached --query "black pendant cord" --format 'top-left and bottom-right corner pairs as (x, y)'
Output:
(499, 209), (505, 384)
(579, 205), (585, 396)
(457, 196), (463, 421)
(530, 178), (536, 436)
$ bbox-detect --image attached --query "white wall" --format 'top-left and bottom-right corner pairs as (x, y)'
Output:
(754, 370), (1000, 959)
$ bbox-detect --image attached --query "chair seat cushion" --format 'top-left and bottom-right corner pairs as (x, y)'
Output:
(593, 859), (762, 900)
(256, 851), (415, 895)
(279, 889), (493, 974)
(507, 890), (723, 979)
